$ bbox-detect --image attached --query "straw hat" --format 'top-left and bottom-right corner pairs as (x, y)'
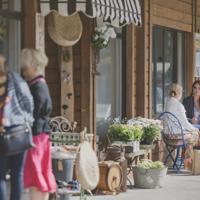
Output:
(47, 11), (83, 47)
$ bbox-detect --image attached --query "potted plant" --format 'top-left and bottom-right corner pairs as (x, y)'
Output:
(141, 124), (161, 145)
(131, 125), (143, 151)
(133, 159), (167, 189)
(107, 124), (143, 152)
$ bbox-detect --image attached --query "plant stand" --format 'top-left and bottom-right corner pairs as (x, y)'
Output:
(125, 150), (147, 186)
(140, 144), (156, 160)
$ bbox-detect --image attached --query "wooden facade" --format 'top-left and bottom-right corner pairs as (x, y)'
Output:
(134, 0), (197, 118)
(22, 0), (200, 138)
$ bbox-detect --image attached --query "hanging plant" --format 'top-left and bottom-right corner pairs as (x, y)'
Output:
(91, 24), (117, 50)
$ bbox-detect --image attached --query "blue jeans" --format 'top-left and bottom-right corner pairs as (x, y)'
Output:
(0, 152), (26, 200)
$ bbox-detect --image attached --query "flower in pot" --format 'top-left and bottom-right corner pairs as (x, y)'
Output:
(107, 124), (143, 142)
(141, 124), (161, 145)
(133, 159), (167, 189)
(108, 124), (143, 152)
(108, 124), (135, 142)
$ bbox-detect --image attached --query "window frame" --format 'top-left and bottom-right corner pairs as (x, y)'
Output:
(152, 25), (186, 115)
(95, 27), (127, 135)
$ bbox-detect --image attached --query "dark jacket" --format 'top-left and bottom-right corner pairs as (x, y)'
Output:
(182, 96), (194, 122)
(29, 76), (52, 135)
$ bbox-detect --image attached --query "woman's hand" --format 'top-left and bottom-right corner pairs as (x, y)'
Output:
(191, 117), (198, 124)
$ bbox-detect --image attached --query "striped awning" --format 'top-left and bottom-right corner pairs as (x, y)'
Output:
(40, 0), (142, 27)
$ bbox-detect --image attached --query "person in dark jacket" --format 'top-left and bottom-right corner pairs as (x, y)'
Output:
(0, 55), (34, 200)
(21, 49), (56, 200)
(183, 80), (200, 125)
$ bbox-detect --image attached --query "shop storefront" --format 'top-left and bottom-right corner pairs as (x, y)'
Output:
(1, 0), (200, 198)
(17, 0), (200, 139)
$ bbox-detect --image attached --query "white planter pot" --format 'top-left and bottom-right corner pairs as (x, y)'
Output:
(127, 141), (140, 152)
(135, 141), (140, 152)
(133, 166), (168, 189)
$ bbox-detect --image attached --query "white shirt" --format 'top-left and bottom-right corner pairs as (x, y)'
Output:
(165, 97), (196, 132)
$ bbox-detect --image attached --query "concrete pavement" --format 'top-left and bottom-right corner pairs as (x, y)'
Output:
(71, 173), (200, 200)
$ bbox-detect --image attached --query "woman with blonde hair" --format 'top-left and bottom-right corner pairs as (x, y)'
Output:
(165, 83), (197, 132)
(21, 49), (56, 200)
(0, 55), (34, 200)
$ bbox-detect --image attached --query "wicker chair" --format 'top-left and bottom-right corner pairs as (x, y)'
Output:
(159, 112), (188, 173)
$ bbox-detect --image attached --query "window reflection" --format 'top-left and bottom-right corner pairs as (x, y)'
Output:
(152, 27), (186, 115)
(195, 34), (200, 78)
(96, 36), (122, 136)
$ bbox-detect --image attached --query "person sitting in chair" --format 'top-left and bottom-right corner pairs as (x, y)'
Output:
(165, 83), (199, 163)
(165, 83), (198, 133)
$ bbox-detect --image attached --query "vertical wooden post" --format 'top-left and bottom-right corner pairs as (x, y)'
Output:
(73, 14), (95, 147)
(22, 0), (38, 48)
(135, 0), (151, 118)
(80, 15), (94, 133)
(60, 47), (74, 122)
(125, 24), (136, 118)
(186, 33), (195, 95)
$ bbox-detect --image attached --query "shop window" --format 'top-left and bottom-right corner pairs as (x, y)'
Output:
(0, 0), (21, 72)
(0, 0), (21, 12)
(96, 30), (124, 136)
(152, 26), (186, 115)
(195, 34), (200, 78)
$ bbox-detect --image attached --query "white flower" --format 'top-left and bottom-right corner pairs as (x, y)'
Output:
(107, 27), (117, 38)
(103, 40), (108, 46)
(93, 35), (99, 41)
(99, 25), (107, 33)
(103, 32), (110, 41)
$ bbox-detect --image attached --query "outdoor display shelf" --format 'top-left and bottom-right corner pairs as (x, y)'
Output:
(49, 117), (82, 200)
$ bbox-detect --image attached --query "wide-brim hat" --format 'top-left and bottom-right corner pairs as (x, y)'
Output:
(47, 11), (83, 47)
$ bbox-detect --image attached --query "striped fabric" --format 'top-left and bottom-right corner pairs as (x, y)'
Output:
(40, 0), (141, 27)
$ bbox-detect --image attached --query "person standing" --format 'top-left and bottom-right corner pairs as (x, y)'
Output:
(0, 55), (34, 200)
(21, 49), (56, 200)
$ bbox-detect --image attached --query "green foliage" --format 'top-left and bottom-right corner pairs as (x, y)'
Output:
(108, 124), (143, 142)
(141, 124), (161, 145)
(92, 36), (109, 50)
(137, 159), (165, 170)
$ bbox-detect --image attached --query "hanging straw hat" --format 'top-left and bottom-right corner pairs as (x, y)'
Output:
(47, 11), (83, 47)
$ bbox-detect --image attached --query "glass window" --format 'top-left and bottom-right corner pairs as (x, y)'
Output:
(0, 0), (21, 12)
(195, 34), (200, 78)
(152, 26), (186, 115)
(96, 33), (123, 136)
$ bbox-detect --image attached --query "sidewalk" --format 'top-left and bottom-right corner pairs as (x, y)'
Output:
(22, 171), (200, 200)
(71, 172), (200, 200)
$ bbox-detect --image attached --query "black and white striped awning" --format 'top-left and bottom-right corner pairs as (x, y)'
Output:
(40, 0), (142, 27)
